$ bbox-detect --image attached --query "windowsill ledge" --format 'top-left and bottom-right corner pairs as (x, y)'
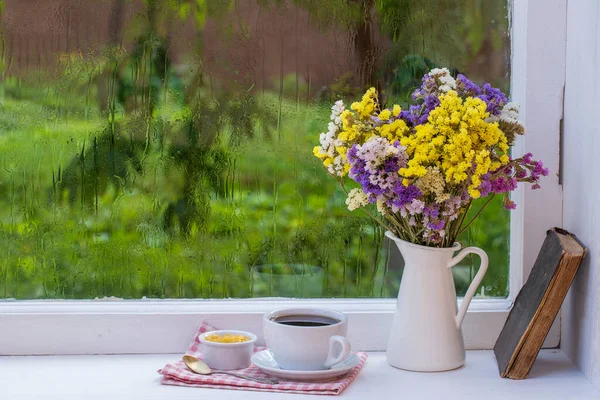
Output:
(1, 350), (598, 399)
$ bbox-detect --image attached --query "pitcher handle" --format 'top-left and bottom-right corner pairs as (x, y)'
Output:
(447, 246), (489, 329)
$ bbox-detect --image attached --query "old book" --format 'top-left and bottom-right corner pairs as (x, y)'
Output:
(493, 227), (587, 379)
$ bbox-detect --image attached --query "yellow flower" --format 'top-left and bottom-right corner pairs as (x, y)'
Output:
(313, 146), (325, 159)
(313, 89), (383, 177)
(378, 119), (409, 142)
(339, 125), (361, 142)
(468, 188), (481, 199)
(397, 90), (512, 198)
(340, 109), (354, 130)
(335, 146), (347, 155)
(379, 109), (392, 121)
(316, 85), (516, 196)
(351, 87), (377, 119)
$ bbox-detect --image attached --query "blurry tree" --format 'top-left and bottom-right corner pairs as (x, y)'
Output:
(0, 0), (5, 97)
(376, 0), (510, 97)
(57, 0), (278, 235)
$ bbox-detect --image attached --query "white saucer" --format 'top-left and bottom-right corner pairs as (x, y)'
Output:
(251, 350), (359, 382)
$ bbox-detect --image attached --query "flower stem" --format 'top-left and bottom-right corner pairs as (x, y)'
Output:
(449, 200), (471, 243)
(336, 179), (395, 233)
(456, 195), (495, 237)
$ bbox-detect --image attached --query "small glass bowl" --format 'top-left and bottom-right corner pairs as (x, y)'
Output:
(199, 330), (257, 370)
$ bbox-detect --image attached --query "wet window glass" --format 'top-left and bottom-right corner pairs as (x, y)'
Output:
(0, 0), (510, 299)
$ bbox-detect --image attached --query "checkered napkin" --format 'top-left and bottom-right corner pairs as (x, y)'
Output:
(158, 322), (368, 395)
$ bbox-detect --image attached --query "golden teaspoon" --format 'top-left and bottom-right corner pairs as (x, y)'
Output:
(182, 355), (279, 385)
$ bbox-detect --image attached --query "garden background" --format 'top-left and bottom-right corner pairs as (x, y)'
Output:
(0, 0), (510, 299)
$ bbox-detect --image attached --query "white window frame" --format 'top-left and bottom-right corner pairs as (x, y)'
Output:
(0, 0), (566, 355)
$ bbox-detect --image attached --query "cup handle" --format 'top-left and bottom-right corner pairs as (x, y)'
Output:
(324, 335), (351, 368)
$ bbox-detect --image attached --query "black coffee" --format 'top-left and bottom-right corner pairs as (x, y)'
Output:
(272, 315), (340, 327)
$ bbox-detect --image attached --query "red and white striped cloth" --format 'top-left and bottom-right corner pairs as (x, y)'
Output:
(158, 322), (368, 395)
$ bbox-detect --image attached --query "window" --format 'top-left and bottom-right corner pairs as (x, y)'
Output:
(0, 0), (511, 299)
(0, 0), (564, 354)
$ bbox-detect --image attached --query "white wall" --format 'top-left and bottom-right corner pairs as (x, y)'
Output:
(561, 0), (600, 390)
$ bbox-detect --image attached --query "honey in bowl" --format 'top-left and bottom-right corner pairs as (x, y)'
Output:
(204, 333), (251, 343)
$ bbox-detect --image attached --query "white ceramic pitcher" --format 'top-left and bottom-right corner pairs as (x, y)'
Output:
(385, 231), (489, 372)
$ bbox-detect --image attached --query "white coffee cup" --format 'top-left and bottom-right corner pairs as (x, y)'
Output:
(263, 308), (351, 371)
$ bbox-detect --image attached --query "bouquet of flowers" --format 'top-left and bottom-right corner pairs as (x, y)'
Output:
(313, 68), (548, 247)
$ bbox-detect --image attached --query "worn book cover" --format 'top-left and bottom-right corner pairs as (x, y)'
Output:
(493, 228), (587, 379)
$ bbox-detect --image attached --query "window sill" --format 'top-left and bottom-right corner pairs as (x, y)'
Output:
(0, 298), (525, 354)
(1, 350), (598, 399)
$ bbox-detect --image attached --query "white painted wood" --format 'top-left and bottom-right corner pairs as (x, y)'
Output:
(0, 298), (512, 354)
(0, 297), (563, 355)
(0, 0), (568, 356)
(561, 0), (600, 391)
(0, 350), (597, 400)
(509, 0), (566, 348)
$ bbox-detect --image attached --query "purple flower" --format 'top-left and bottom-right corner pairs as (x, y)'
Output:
(504, 198), (517, 210)
(347, 146), (378, 195)
(428, 219), (445, 231)
(388, 183), (422, 210)
(395, 183), (422, 203)
(490, 176), (517, 194)
(399, 109), (416, 125)
(399, 73), (448, 127)
(478, 175), (492, 197)
(531, 160), (549, 179)
(371, 116), (383, 126)
(412, 74), (438, 100)
(424, 205), (440, 219)
(512, 154), (549, 189)
(477, 83), (507, 116)
(383, 159), (398, 173)
(456, 74), (482, 96)
(347, 145), (358, 161)
(423, 204), (445, 231)
(347, 141), (408, 201)
(399, 95), (439, 127)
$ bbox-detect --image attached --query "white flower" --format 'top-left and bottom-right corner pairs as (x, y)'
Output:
(438, 75), (454, 84)
(438, 76), (456, 92)
(429, 68), (456, 92)
(376, 198), (387, 214)
(354, 137), (402, 174)
(316, 105), (350, 176)
(499, 102), (521, 124)
(330, 100), (345, 121)
(406, 199), (425, 215)
(326, 155), (346, 176)
(327, 122), (338, 134)
(370, 174), (394, 191)
(429, 67), (450, 76)
(345, 188), (369, 211)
